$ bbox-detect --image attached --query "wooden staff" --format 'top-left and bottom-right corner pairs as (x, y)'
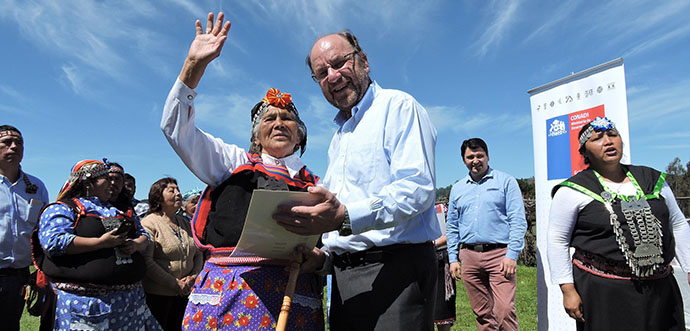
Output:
(276, 255), (302, 331)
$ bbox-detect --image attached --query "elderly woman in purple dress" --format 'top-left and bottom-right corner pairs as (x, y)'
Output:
(161, 12), (324, 331)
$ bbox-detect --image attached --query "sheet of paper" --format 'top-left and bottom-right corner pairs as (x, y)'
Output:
(230, 189), (321, 260)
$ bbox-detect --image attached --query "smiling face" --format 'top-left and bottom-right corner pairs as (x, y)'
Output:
(583, 129), (623, 168)
(86, 176), (113, 202)
(309, 34), (370, 114)
(463, 147), (490, 181)
(254, 106), (301, 158)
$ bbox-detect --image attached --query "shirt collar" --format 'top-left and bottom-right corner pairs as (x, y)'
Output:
(333, 81), (378, 126)
(260, 153), (305, 178)
(466, 167), (494, 184)
(0, 167), (24, 186)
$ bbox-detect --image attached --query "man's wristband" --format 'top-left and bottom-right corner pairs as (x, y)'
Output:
(338, 208), (352, 236)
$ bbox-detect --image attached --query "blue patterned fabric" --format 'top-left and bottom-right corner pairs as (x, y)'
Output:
(53, 284), (161, 330)
(38, 196), (159, 330)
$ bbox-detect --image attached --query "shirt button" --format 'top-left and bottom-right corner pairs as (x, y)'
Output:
(187, 94), (194, 100)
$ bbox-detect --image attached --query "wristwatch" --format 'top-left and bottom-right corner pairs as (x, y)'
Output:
(338, 208), (352, 236)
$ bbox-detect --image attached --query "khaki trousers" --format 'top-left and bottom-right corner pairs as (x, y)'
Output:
(459, 247), (518, 331)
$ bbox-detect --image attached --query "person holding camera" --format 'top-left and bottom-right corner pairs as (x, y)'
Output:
(36, 159), (159, 330)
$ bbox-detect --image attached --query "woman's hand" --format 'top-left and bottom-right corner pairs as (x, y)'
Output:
(119, 235), (148, 255)
(179, 12), (232, 89)
(98, 229), (127, 249)
(66, 230), (125, 254)
(291, 245), (326, 274)
(560, 283), (585, 323)
(177, 278), (193, 296)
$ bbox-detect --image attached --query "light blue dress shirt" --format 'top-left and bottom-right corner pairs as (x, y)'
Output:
(446, 168), (527, 262)
(0, 169), (49, 268)
(320, 81), (441, 255)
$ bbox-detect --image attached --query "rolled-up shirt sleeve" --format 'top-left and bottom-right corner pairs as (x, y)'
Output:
(161, 78), (248, 186)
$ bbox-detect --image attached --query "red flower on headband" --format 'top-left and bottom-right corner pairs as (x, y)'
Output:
(262, 88), (292, 108)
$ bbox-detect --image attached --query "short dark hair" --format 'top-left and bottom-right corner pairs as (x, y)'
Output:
(460, 138), (489, 158)
(306, 29), (364, 73)
(124, 173), (135, 184)
(0, 125), (21, 136)
(148, 177), (177, 215)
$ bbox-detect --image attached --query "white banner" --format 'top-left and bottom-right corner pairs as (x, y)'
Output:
(528, 59), (630, 331)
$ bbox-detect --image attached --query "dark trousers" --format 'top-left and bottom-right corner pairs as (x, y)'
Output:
(330, 242), (437, 331)
(145, 292), (188, 331)
(0, 267), (30, 331)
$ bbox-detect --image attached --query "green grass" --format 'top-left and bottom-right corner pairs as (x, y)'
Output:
(21, 265), (538, 330)
(451, 264), (537, 330)
(20, 305), (40, 330)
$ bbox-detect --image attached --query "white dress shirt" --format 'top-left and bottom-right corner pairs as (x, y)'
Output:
(321, 81), (441, 254)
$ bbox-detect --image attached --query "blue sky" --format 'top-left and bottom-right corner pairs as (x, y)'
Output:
(2, 0), (689, 200)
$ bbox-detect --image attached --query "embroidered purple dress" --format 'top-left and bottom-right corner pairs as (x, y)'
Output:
(182, 156), (324, 331)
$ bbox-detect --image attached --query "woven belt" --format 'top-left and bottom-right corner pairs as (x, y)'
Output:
(460, 243), (507, 253)
(53, 281), (142, 296)
(573, 250), (672, 280)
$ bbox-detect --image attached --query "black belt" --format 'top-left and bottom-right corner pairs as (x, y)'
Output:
(0, 266), (30, 276)
(460, 243), (507, 253)
(333, 242), (433, 269)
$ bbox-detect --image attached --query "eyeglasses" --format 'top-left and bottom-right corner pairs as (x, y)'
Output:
(311, 51), (358, 83)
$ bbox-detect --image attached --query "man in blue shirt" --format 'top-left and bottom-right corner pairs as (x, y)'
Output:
(446, 138), (526, 331)
(0, 125), (49, 331)
(275, 31), (440, 330)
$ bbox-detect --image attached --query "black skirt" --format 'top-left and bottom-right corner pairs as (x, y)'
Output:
(573, 266), (685, 331)
(434, 249), (456, 325)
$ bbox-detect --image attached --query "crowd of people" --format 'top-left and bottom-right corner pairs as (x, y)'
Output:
(1, 10), (689, 331)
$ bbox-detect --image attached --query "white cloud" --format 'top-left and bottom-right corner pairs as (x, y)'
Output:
(232, 0), (441, 50)
(194, 93), (256, 142)
(169, 0), (206, 18)
(524, 1), (581, 43)
(471, 0), (519, 57)
(60, 64), (85, 95)
(627, 80), (690, 125)
(1, 0), (172, 85)
(427, 104), (530, 135)
(623, 24), (690, 58)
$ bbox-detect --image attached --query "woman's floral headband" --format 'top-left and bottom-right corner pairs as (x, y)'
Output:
(262, 88), (292, 108)
(578, 116), (617, 147)
(253, 88), (294, 125)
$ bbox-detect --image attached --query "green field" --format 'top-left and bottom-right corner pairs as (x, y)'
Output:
(451, 264), (537, 330)
(21, 265), (537, 330)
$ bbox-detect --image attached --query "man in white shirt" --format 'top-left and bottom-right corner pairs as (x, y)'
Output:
(275, 31), (441, 330)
